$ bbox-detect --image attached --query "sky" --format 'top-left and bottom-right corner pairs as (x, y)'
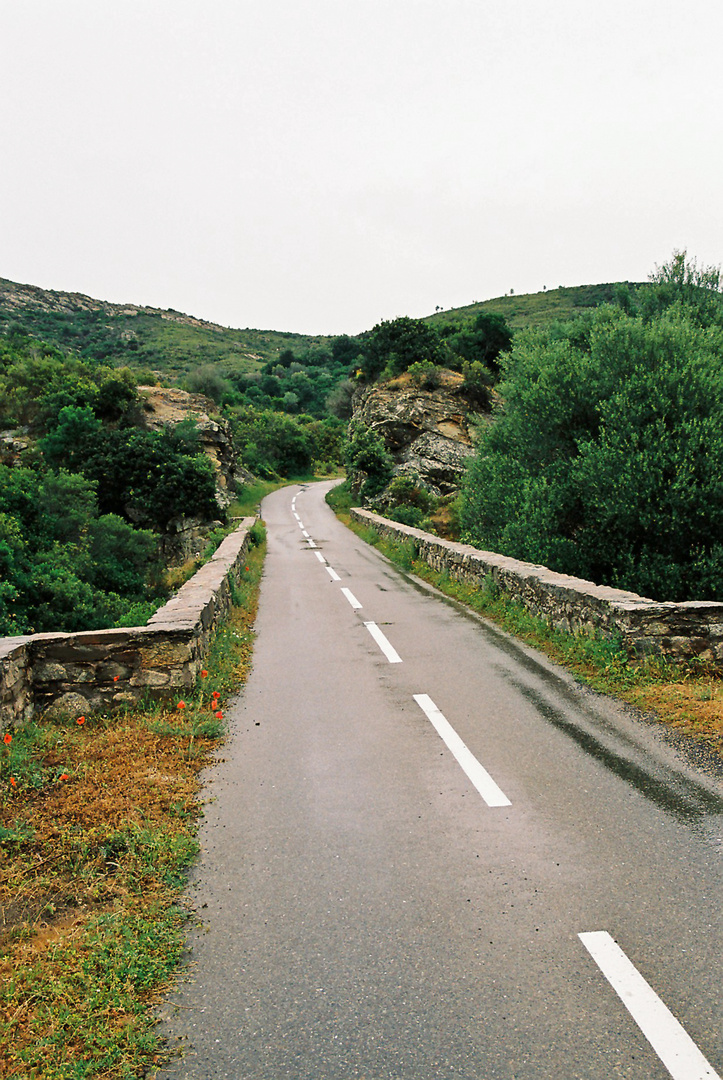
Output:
(1, 0), (722, 335)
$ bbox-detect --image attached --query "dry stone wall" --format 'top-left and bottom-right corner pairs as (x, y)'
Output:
(0, 518), (257, 732)
(351, 508), (723, 665)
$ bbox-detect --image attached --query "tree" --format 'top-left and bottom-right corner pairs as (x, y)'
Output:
(359, 317), (444, 381)
(344, 426), (393, 501)
(461, 297), (723, 601)
(447, 312), (513, 375)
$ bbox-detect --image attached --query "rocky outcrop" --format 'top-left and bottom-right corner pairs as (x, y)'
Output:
(349, 372), (489, 496)
(136, 386), (255, 564)
(137, 386), (245, 508)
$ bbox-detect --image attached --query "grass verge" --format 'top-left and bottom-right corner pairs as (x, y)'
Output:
(327, 484), (722, 759)
(0, 528), (266, 1078)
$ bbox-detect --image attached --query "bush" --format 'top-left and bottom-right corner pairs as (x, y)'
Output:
(407, 360), (442, 390)
(344, 427), (393, 501)
(461, 269), (723, 601)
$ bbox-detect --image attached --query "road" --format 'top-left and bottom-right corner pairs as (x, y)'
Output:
(155, 480), (722, 1080)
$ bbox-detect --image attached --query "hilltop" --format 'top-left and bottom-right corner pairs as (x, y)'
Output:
(424, 281), (640, 331)
(0, 277), (331, 383)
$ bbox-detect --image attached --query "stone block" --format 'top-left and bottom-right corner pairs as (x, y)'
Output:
(33, 661), (69, 683)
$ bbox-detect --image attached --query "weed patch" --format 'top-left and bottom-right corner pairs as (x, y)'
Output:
(0, 530), (266, 1077)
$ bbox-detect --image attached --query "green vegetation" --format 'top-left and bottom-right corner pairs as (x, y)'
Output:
(0, 530), (266, 1078)
(0, 330), (227, 635)
(0, 466), (162, 634)
(0, 279), (331, 380)
(230, 406), (345, 479)
(425, 281), (632, 333)
(355, 312), (512, 391)
(460, 253), (723, 602)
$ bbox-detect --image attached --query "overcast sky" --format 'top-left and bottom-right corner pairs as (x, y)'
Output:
(1, 0), (721, 335)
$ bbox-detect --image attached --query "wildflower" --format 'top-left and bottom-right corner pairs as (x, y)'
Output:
(113, 675), (120, 682)
(76, 716), (85, 726)
(59, 773), (69, 781)
(3, 732), (11, 745)
(201, 669), (208, 678)
(215, 711), (223, 720)
(211, 690), (220, 699)
(9, 777), (16, 787)
(177, 701), (186, 710)
(245, 566), (249, 572)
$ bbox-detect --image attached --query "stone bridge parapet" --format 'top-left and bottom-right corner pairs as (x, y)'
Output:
(351, 508), (723, 665)
(0, 518), (256, 732)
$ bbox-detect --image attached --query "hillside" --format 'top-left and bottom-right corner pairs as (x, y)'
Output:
(425, 281), (640, 331)
(0, 278), (331, 382)
(0, 277), (639, 386)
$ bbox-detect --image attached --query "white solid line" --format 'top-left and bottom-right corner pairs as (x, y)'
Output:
(314, 551), (326, 564)
(364, 621), (402, 664)
(326, 566), (341, 581)
(579, 932), (720, 1080)
(413, 694), (511, 807)
(341, 587), (362, 609)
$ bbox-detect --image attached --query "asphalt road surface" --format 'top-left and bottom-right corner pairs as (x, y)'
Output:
(155, 480), (722, 1080)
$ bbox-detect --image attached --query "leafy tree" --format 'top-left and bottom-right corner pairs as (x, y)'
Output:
(185, 365), (236, 405)
(359, 317), (445, 381)
(326, 378), (356, 420)
(345, 426), (393, 501)
(231, 406), (313, 477)
(461, 292), (723, 601)
(446, 312), (513, 375)
(331, 334), (362, 367)
(0, 465), (162, 635)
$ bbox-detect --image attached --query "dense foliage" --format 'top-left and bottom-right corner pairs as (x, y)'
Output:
(0, 330), (222, 633)
(0, 466), (161, 635)
(461, 254), (723, 601)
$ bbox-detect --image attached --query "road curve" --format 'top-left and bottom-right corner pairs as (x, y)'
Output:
(155, 480), (722, 1080)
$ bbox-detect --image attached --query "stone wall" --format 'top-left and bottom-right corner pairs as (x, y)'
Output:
(0, 518), (257, 732)
(351, 508), (723, 664)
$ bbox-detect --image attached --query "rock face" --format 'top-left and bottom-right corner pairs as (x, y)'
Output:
(350, 372), (489, 496)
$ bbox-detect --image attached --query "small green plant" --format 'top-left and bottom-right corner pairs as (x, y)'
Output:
(407, 359), (442, 390)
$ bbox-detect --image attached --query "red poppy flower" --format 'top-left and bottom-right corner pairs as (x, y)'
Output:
(3, 733), (11, 745)
(215, 711), (223, 720)
(201, 669), (208, 678)
(9, 777), (16, 787)
(177, 701), (186, 710)
(59, 773), (69, 781)
(113, 675), (120, 682)
(76, 716), (85, 725)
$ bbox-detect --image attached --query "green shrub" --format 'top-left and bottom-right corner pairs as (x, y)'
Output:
(461, 257), (723, 601)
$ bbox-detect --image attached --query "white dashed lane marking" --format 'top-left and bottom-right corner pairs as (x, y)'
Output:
(364, 622), (402, 664)
(413, 694), (511, 808)
(579, 932), (721, 1080)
